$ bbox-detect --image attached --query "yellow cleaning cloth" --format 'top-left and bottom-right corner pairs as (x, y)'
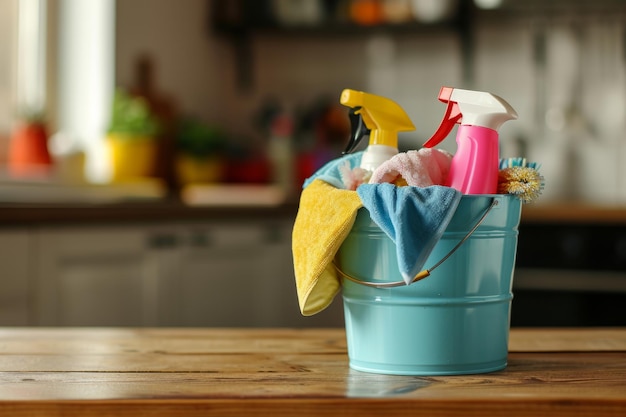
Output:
(292, 179), (363, 316)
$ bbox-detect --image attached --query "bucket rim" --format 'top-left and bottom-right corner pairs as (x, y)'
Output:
(336, 197), (500, 288)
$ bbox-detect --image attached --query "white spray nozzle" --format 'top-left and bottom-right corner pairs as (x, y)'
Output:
(451, 88), (518, 130)
(424, 86), (518, 149)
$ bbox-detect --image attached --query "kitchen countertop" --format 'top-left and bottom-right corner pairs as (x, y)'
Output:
(0, 199), (299, 225)
(0, 327), (625, 416)
(0, 181), (299, 225)
(0, 189), (626, 225)
(521, 202), (626, 224)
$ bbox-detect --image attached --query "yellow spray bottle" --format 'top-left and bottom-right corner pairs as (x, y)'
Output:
(340, 89), (415, 172)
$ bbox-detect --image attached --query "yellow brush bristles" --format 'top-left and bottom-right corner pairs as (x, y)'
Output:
(497, 166), (544, 203)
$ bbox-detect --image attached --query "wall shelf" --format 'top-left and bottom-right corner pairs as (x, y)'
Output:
(209, 0), (475, 91)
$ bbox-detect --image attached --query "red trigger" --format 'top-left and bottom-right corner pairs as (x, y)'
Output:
(422, 100), (462, 148)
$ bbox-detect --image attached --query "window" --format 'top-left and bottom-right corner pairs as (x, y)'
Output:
(0, 0), (115, 182)
(0, 0), (47, 165)
(0, 0), (19, 161)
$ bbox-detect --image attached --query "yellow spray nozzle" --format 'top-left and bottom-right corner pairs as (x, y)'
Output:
(340, 89), (415, 147)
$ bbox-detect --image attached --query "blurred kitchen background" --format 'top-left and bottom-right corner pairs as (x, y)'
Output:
(1, 0), (625, 328)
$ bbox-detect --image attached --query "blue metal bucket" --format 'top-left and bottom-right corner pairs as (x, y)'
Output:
(337, 194), (522, 375)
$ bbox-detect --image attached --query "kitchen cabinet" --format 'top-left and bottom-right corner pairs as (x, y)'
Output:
(159, 220), (289, 327)
(33, 226), (159, 326)
(0, 230), (31, 325)
(512, 214), (626, 327)
(158, 219), (344, 327)
(4, 201), (626, 327)
(23, 218), (343, 327)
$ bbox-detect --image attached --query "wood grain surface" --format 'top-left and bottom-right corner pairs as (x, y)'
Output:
(0, 327), (624, 417)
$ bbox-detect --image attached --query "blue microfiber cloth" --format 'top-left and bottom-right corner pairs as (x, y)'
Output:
(357, 183), (462, 285)
(303, 151), (363, 189)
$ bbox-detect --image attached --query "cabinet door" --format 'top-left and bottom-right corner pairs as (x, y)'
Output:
(169, 222), (271, 327)
(0, 230), (31, 325)
(261, 220), (345, 328)
(34, 226), (158, 326)
(166, 219), (345, 327)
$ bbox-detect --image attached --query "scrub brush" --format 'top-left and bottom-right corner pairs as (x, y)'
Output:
(498, 158), (544, 203)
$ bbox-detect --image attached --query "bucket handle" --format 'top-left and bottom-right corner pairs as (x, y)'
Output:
(336, 197), (499, 288)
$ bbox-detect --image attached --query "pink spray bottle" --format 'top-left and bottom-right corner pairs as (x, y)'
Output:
(423, 87), (518, 194)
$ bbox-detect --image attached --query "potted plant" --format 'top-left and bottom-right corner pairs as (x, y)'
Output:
(174, 117), (226, 185)
(7, 110), (53, 177)
(106, 89), (161, 181)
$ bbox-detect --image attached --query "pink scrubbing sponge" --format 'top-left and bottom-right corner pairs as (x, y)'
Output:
(339, 161), (371, 191)
(370, 148), (453, 187)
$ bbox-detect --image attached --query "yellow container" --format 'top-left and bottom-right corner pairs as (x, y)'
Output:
(107, 134), (158, 181)
(175, 154), (224, 185)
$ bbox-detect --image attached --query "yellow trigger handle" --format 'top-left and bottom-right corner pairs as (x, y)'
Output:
(340, 89), (415, 147)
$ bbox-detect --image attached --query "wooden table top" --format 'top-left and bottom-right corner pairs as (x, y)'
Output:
(0, 327), (625, 416)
